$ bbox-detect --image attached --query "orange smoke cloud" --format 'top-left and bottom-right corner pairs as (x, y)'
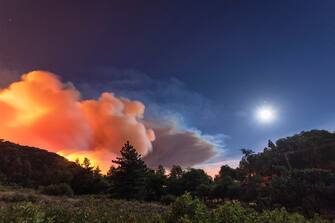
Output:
(0, 71), (155, 172)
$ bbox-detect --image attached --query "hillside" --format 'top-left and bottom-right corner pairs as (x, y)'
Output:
(0, 140), (80, 187)
(281, 130), (335, 170)
(0, 140), (107, 194)
(241, 130), (335, 176)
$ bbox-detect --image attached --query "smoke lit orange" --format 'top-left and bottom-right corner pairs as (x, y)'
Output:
(0, 71), (155, 173)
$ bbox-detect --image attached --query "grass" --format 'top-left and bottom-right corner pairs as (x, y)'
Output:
(0, 186), (333, 223)
(0, 186), (167, 223)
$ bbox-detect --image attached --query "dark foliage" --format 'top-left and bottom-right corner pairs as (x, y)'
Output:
(0, 140), (107, 195)
(268, 169), (335, 217)
(40, 183), (74, 196)
(235, 130), (335, 217)
(239, 130), (335, 177)
(145, 165), (167, 201)
(108, 141), (148, 200)
(0, 140), (77, 187)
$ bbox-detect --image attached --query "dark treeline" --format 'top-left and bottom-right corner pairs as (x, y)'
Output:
(0, 130), (335, 219)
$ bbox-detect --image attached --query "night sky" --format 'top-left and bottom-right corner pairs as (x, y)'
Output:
(1, 0), (335, 169)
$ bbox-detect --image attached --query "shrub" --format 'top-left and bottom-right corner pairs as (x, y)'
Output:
(257, 208), (306, 223)
(168, 192), (209, 223)
(211, 202), (257, 223)
(210, 203), (335, 223)
(40, 183), (73, 196)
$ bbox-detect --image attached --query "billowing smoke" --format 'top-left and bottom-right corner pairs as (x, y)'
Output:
(0, 71), (155, 172)
(144, 125), (216, 168)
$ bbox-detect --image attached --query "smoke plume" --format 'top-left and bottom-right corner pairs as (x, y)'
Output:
(0, 71), (155, 172)
(144, 125), (216, 168)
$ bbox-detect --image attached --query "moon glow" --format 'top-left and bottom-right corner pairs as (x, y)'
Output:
(256, 106), (276, 124)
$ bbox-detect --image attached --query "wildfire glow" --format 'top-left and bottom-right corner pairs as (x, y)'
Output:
(0, 71), (155, 173)
(57, 151), (98, 169)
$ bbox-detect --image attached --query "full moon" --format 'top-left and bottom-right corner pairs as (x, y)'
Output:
(256, 106), (276, 123)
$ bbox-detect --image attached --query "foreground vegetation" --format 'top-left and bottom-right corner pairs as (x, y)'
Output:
(0, 186), (166, 223)
(0, 186), (333, 223)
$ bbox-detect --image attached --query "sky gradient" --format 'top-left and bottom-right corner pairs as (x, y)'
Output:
(1, 0), (335, 172)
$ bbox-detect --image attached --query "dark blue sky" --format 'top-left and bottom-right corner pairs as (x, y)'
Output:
(1, 0), (335, 161)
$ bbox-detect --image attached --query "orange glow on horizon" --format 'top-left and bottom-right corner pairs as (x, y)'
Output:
(57, 150), (114, 173)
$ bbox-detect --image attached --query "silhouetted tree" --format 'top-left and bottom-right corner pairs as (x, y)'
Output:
(210, 165), (242, 201)
(157, 165), (166, 176)
(240, 148), (255, 157)
(167, 165), (184, 196)
(108, 141), (148, 200)
(82, 157), (93, 171)
(145, 166), (167, 201)
(181, 168), (212, 194)
(71, 157), (102, 194)
(170, 165), (183, 179)
(239, 148), (257, 177)
(217, 165), (237, 179)
(93, 166), (101, 176)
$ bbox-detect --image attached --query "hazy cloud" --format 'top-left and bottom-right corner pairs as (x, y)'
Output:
(143, 125), (218, 168)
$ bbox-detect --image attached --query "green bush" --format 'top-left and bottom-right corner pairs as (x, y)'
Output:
(168, 198), (334, 223)
(168, 193), (209, 223)
(212, 202), (257, 223)
(211, 204), (334, 223)
(257, 208), (306, 223)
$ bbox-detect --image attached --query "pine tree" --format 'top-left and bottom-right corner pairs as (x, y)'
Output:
(82, 157), (93, 171)
(157, 165), (166, 176)
(108, 141), (148, 200)
(93, 166), (101, 177)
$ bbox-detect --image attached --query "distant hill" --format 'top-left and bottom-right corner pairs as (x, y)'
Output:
(241, 130), (335, 176)
(277, 130), (335, 170)
(0, 140), (87, 190)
